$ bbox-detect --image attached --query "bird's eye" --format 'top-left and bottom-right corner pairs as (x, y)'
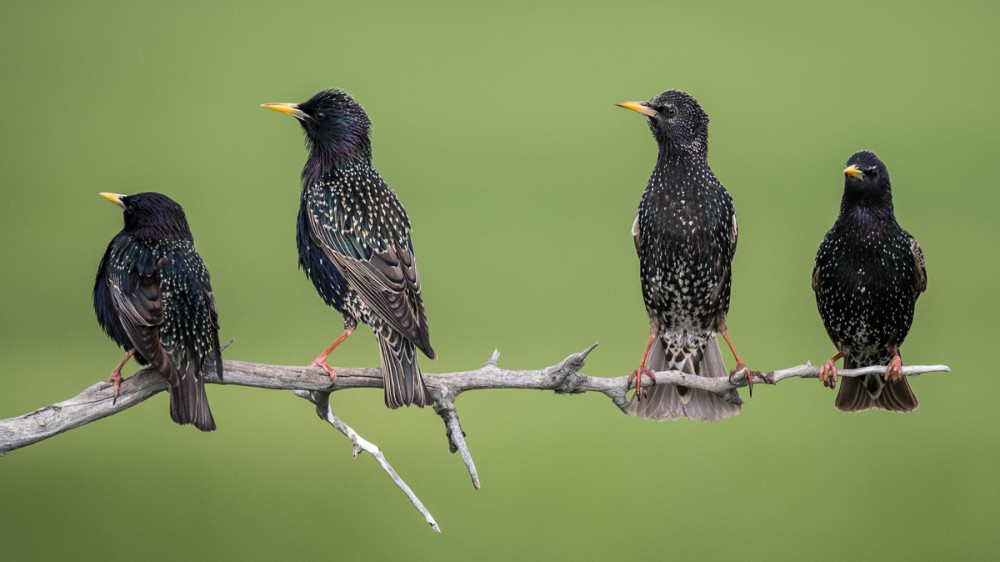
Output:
(315, 110), (325, 120)
(664, 106), (678, 117)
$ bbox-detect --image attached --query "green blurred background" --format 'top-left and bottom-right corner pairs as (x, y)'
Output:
(2, 0), (997, 559)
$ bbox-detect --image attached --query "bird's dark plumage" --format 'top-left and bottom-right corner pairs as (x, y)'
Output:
(262, 89), (434, 409)
(94, 192), (222, 431)
(617, 90), (746, 422)
(813, 151), (925, 412)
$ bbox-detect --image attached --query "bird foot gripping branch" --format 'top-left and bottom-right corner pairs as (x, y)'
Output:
(628, 366), (657, 400)
(817, 357), (840, 389)
(105, 348), (135, 404)
(885, 349), (904, 383)
(308, 325), (357, 386)
(728, 364), (767, 391)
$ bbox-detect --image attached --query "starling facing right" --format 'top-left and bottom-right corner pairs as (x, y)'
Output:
(262, 89), (435, 409)
(813, 151), (926, 412)
(617, 90), (752, 422)
(93, 192), (223, 431)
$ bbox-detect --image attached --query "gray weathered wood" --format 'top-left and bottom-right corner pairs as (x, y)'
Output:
(0, 344), (949, 532)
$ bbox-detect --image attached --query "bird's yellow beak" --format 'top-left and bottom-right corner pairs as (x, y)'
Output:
(843, 165), (864, 179)
(100, 192), (125, 208)
(616, 101), (658, 117)
(260, 102), (307, 119)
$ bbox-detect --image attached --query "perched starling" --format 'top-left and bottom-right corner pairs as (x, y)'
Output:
(813, 151), (926, 412)
(617, 90), (752, 422)
(93, 192), (223, 431)
(262, 89), (435, 409)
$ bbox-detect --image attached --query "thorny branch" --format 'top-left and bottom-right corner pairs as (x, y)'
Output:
(0, 343), (950, 531)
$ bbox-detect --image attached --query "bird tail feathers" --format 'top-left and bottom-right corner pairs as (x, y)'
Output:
(835, 355), (918, 412)
(168, 357), (217, 431)
(628, 335), (741, 422)
(379, 333), (433, 409)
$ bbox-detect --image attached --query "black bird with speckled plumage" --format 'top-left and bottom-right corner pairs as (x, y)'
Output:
(262, 89), (435, 409)
(94, 192), (222, 431)
(617, 90), (750, 422)
(813, 150), (926, 412)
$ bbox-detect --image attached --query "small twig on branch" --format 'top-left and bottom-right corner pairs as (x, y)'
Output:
(434, 398), (479, 490)
(295, 390), (440, 532)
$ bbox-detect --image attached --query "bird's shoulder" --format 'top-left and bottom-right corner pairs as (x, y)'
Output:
(107, 232), (159, 276)
(905, 230), (927, 293)
(306, 165), (413, 257)
(94, 239), (131, 345)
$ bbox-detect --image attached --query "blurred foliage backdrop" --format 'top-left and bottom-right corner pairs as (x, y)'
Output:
(2, 1), (998, 560)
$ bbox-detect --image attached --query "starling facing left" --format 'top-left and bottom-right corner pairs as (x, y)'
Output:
(93, 192), (223, 431)
(813, 151), (926, 412)
(262, 89), (436, 409)
(617, 90), (753, 422)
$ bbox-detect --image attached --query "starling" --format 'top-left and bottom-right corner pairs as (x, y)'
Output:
(262, 89), (435, 409)
(93, 192), (223, 431)
(813, 151), (925, 412)
(617, 90), (752, 422)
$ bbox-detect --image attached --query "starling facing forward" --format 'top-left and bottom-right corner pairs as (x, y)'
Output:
(813, 151), (926, 412)
(94, 192), (223, 431)
(617, 90), (752, 422)
(262, 89), (435, 409)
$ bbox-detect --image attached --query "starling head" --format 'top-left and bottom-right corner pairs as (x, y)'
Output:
(842, 150), (893, 209)
(100, 192), (192, 240)
(844, 150), (890, 187)
(617, 90), (709, 155)
(262, 89), (372, 180)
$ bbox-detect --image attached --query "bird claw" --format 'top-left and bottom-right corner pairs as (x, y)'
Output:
(884, 354), (903, 383)
(309, 357), (339, 387)
(107, 371), (123, 405)
(728, 363), (761, 397)
(818, 359), (838, 390)
(628, 366), (656, 400)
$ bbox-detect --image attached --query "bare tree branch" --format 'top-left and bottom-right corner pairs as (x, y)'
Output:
(0, 343), (950, 531)
(0, 346), (951, 456)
